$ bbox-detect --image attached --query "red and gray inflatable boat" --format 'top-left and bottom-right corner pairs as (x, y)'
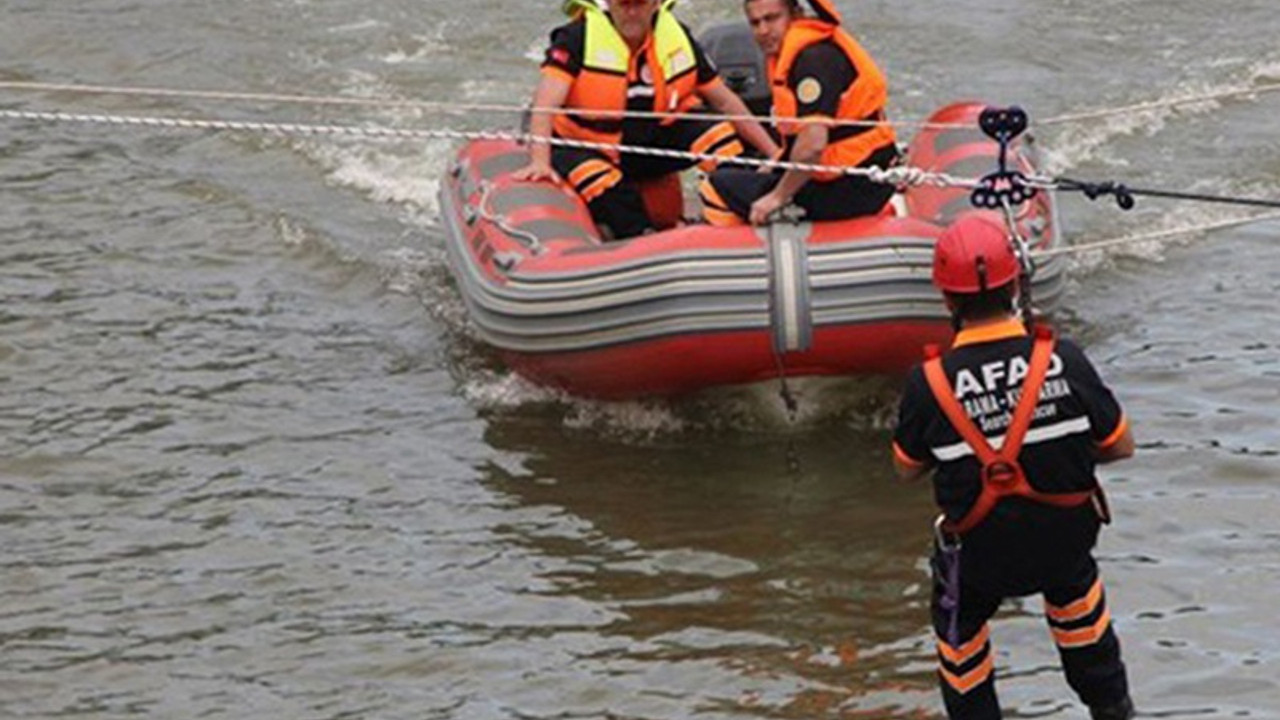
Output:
(438, 102), (1065, 399)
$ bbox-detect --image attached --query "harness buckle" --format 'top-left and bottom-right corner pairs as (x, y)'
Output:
(982, 459), (1021, 488)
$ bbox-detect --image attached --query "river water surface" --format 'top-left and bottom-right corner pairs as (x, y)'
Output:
(2, 1), (1278, 718)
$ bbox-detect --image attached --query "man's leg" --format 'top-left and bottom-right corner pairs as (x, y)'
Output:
(684, 118), (744, 173)
(933, 548), (1004, 720)
(792, 144), (899, 221)
(552, 146), (652, 240)
(698, 167), (777, 226)
(1043, 556), (1133, 719)
(625, 117), (745, 179)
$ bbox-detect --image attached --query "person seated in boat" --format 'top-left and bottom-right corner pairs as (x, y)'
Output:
(700, 0), (900, 226)
(512, 0), (781, 240)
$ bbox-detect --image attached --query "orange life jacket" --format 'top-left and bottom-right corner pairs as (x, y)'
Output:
(553, 0), (702, 158)
(923, 327), (1096, 535)
(769, 18), (896, 181)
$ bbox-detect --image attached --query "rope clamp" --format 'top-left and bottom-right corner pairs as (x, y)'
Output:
(1061, 178), (1137, 211)
(970, 106), (1038, 211)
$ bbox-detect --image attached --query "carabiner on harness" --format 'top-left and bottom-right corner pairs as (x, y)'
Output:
(933, 514), (964, 647)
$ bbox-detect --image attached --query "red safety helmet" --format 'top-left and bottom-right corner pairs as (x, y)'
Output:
(931, 213), (1020, 294)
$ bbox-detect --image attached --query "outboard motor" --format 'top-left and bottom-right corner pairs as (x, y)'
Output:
(699, 23), (772, 117)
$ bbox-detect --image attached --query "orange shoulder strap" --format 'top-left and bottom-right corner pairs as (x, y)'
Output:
(1001, 328), (1056, 460)
(922, 328), (1056, 466)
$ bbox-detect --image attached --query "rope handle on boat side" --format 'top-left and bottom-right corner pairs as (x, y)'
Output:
(476, 182), (547, 258)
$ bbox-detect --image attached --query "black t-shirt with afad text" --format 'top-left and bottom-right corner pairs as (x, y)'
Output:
(893, 321), (1127, 525)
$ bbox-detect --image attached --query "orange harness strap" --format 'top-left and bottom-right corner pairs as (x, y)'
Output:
(923, 327), (1095, 534)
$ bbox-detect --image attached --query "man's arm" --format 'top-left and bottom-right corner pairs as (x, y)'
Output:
(698, 80), (782, 161)
(748, 40), (851, 225)
(749, 122), (826, 225)
(892, 440), (931, 481)
(511, 74), (572, 182)
(1095, 418), (1135, 463)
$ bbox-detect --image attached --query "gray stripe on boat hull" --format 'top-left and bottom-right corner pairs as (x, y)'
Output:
(765, 222), (813, 354)
(440, 183), (1068, 354)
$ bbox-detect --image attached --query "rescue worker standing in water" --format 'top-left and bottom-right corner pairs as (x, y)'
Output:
(513, 0), (781, 240)
(701, 0), (899, 226)
(892, 213), (1137, 720)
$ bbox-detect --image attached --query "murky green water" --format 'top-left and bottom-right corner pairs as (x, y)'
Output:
(2, 1), (1278, 717)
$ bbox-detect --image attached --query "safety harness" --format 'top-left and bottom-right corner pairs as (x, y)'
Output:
(923, 326), (1097, 536)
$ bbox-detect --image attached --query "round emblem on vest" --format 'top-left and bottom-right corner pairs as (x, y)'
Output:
(796, 77), (822, 105)
(640, 64), (654, 85)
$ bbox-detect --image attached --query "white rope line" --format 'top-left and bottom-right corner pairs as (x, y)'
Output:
(1037, 78), (1280, 126)
(1033, 211), (1280, 259)
(0, 108), (970, 188)
(8, 98), (1277, 258)
(4, 77), (1278, 132)
(0, 80), (966, 131)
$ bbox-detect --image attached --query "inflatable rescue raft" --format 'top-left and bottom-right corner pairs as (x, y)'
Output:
(438, 100), (1065, 399)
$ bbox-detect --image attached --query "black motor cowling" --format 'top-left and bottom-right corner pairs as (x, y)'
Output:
(699, 22), (772, 117)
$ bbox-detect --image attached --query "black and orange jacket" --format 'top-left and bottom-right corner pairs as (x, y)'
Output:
(542, 0), (717, 155)
(769, 17), (895, 181)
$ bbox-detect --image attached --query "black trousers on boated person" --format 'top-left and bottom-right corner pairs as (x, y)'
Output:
(700, 143), (898, 225)
(551, 115), (742, 240)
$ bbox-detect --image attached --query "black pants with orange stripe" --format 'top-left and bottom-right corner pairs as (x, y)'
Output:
(700, 143), (899, 225)
(931, 513), (1130, 719)
(551, 116), (743, 240)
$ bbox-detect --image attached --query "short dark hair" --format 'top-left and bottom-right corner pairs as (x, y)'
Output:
(945, 285), (1017, 323)
(744, 0), (802, 13)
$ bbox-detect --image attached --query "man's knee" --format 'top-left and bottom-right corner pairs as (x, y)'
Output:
(690, 121), (744, 172)
(699, 175), (745, 226)
(566, 158), (624, 204)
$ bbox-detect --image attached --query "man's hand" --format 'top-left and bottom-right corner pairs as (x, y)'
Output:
(749, 191), (788, 225)
(511, 160), (560, 184)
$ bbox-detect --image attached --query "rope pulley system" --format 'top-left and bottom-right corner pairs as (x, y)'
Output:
(966, 106), (1041, 329)
(969, 106), (1037, 212)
